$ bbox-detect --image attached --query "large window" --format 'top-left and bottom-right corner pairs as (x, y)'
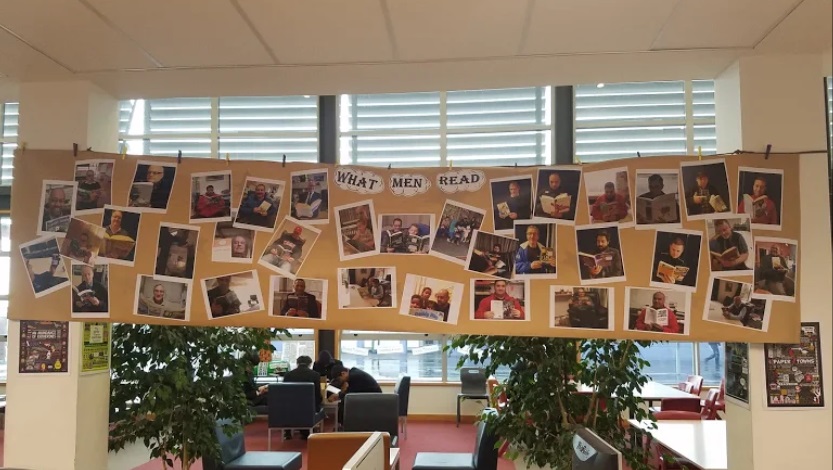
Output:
(119, 96), (319, 161)
(826, 77), (832, 156)
(339, 87), (552, 167)
(0, 102), (17, 185)
(0, 216), (9, 380)
(574, 80), (715, 163)
(271, 328), (316, 363)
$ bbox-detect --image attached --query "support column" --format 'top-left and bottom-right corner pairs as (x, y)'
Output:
(6, 80), (118, 470)
(715, 53), (832, 470)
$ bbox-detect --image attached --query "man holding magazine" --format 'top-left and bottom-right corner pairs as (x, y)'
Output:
(635, 291), (681, 334)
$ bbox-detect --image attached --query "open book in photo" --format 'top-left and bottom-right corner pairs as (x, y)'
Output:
(214, 290), (241, 311)
(540, 193), (571, 215)
(490, 299), (512, 319)
(578, 252), (613, 269)
(709, 194), (728, 212)
(44, 216), (71, 233)
(772, 257), (782, 269)
(295, 199), (322, 218)
(388, 231), (404, 248)
(496, 201), (511, 218)
(710, 246), (739, 262)
(742, 194), (769, 216)
(404, 234), (430, 253)
(644, 307), (669, 327)
(129, 182), (154, 207)
(258, 200), (272, 212)
(286, 293), (309, 313)
(636, 193), (678, 223)
(657, 261), (689, 282)
(73, 286), (95, 298)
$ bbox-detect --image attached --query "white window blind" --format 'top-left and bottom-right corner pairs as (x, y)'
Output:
(339, 87), (552, 168)
(574, 80), (715, 163)
(826, 77), (832, 155)
(119, 96), (319, 162)
(1, 103), (18, 184)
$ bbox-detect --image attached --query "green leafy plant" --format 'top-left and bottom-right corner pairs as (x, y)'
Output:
(449, 335), (657, 470)
(109, 324), (286, 470)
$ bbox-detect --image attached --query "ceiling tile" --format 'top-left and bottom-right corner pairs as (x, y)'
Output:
(0, 0), (159, 72)
(0, 27), (72, 80)
(522, 0), (677, 54)
(653, 0), (803, 50)
(755, 0), (833, 53)
(86, 0), (275, 67)
(237, 0), (394, 64)
(387, 0), (528, 60)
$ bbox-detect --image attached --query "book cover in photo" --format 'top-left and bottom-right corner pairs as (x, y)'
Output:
(578, 252), (613, 270)
(656, 261), (690, 282)
(636, 193), (678, 224)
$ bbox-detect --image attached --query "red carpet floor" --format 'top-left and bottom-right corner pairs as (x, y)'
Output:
(129, 419), (516, 470)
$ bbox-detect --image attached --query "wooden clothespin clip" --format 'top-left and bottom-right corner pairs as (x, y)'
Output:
(177, 150), (182, 165)
(19, 141), (26, 154)
(72, 143), (78, 157)
(697, 146), (702, 160)
(225, 153), (231, 166)
(120, 143), (127, 160)
(448, 160), (453, 169)
(281, 154), (286, 168)
(764, 144), (772, 160)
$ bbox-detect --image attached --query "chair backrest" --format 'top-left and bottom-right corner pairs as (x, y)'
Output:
(680, 383), (694, 394)
(307, 432), (392, 470)
(203, 419), (246, 470)
(686, 375), (704, 396)
(654, 410), (702, 420)
(658, 397), (701, 413)
(717, 378), (726, 401)
(701, 388), (721, 420)
(460, 367), (487, 395)
(471, 414), (499, 470)
(267, 382), (318, 428)
(393, 375), (411, 417)
(343, 393), (399, 440)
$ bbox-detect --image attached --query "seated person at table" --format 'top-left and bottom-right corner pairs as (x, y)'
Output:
(282, 355), (322, 440)
(242, 352), (268, 407)
(722, 296), (761, 328)
(313, 350), (343, 379)
(328, 365), (382, 426)
(635, 291), (681, 334)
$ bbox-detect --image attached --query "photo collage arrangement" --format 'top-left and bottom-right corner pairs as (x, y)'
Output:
(22, 156), (797, 337)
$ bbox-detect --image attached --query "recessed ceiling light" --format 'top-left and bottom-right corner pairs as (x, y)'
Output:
(596, 83), (605, 89)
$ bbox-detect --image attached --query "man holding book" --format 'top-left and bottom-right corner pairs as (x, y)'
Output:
(515, 225), (556, 275)
(636, 174), (680, 224)
(722, 296), (760, 328)
(266, 226), (306, 273)
(433, 289), (452, 322)
(635, 291), (681, 334)
(207, 276), (241, 318)
(293, 179), (322, 220)
(72, 265), (108, 313)
(590, 182), (629, 223)
(535, 172), (574, 220)
(474, 279), (524, 320)
(653, 236), (692, 285)
(41, 186), (71, 232)
(494, 181), (531, 231)
(758, 245), (790, 296)
(76, 169), (102, 211)
(580, 230), (623, 280)
(380, 218), (405, 253)
(238, 183), (278, 228)
(195, 184), (227, 218)
(738, 174), (778, 225)
(709, 219), (749, 271)
(280, 278), (320, 318)
(686, 171), (726, 215)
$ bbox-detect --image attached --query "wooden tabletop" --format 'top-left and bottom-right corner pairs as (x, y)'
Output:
(629, 419), (727, 470)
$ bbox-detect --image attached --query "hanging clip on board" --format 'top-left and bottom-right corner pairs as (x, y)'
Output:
(73, 143), (78, 157)
(764, 144), (772, 160)
(121, 144), (127, 160)
(177, 150), (182, 165)
(19, 142), (26, 154)
(225, 153), (230, 166)
(281, 154), (286, 167)
(698, 146), (702, 160)
(637, 151), (641, 158)
(388, 163), (391, 170)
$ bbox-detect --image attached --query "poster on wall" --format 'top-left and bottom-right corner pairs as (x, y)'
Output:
(764, 322), (825, 408)
(19, 320), (69, 374)
(725, 342), (750, 407)
(81, 322), (111, 374)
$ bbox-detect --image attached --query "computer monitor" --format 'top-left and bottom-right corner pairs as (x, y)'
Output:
(343, 431), (385, 470)
(571, 427), (623, 470)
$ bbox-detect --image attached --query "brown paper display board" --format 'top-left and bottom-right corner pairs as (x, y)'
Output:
(10, 150), (802, 342)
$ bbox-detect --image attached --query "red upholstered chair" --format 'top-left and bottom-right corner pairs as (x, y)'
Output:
(678, 375), (704, 396)
(700, 388), (721, 420)
(652, 397), (702, 414)
(702, 379), (726, 419)
(653, 410), (702, 420)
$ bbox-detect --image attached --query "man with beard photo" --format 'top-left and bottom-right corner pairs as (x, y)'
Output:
(41, 186), (72, 233)
(237, 182), (279, 229)
(280, 278), (321, 318)
(72, 265), (108, 313)
(264, 225), (306, 274)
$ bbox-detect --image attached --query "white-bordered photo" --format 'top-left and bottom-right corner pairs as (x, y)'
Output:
(752, 236), (798, 302)
(335, 199), (377, 261)
(233, 177), (285, 232)
(202, 270), (265, 319)
(212, 210), (254, 264)
(533, 167), (582, 225)
(633, 169), (682, 229)
(703, 277), (771, 332)
(99, 205), (141, 267)
(625, 287), (691, 336)
(127, 160), (177, 213)
(575, 223), (627, 285)
(430, 199), (486, 266)
(649, 228), (703, 292)
(134, 275), (190, 321)
(706, 216), (753, 275)
(464, 230), (519, 280)
(377, 214), (435, 255)
(737, 166), (784, 231)
(60, 217), (106, 266)
(289, 169), (329, 224)
(189, 170), (232, 223)
(512, 220), (557, 279)
(38, 180), (77, 236)
(471, 278), (529, 321)
(337, 267), (396, 309)
(70, 262), (109, 318)
(489, 175), (534, 235)
(399, 274), (464, 324)
(583, 167), (633, 226)
(258, 217), (322, 278)
(680, 158), (732, 220)
(269, 276), (328, 320)
(154, 222), (200, 283)
(550, 285), (614, 330)
(20, 236), (70, 298)
(74, 159), (114, 215)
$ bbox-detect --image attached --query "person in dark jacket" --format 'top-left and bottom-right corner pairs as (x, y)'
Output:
(282, 355), (322, 439)
(327, 365), (382, 427)
(242, 351), (268, 407)
(313, 350), (342, 379)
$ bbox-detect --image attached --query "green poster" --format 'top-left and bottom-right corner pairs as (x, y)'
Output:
(81, 322), (111, 374)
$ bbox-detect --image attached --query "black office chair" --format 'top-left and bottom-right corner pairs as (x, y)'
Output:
(393, 375), (411, 438)
(457, 367), (489, 427)
(343, 392), (400, 447)
(204, 419), (302, 470)
(413, 409), (498, 470)
(266, 383), (325, 450)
